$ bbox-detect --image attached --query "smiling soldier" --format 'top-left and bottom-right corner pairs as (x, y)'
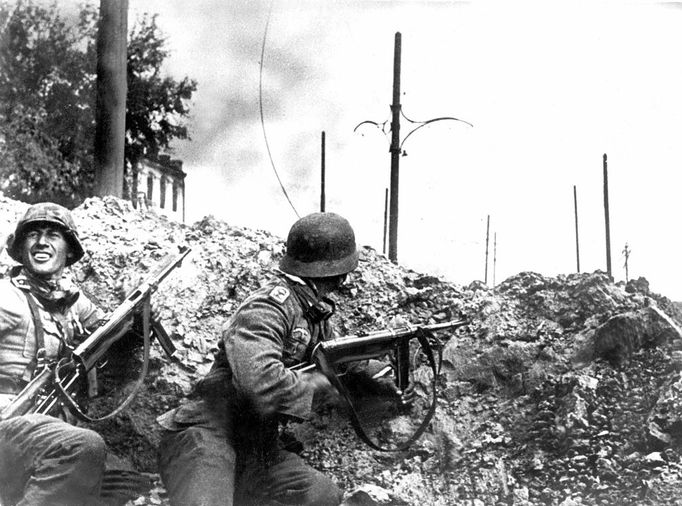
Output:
(0, 202), (108, 506)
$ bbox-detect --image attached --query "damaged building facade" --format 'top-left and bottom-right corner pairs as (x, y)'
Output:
(131, 155), (186, 222)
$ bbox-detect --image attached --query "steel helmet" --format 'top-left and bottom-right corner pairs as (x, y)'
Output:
(5, 202), (85, 267)
(279, 212), (359, 278)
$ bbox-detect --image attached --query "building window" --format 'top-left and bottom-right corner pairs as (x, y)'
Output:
(160, 177), (167, 209)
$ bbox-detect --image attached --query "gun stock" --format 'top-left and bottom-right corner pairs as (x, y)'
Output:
(0, 366), (53, 421)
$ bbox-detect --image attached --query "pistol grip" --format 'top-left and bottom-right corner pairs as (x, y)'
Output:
(395, 340), (410, 391)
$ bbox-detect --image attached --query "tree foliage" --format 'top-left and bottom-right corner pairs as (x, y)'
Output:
(126, 14), (195, 174)
(0, 1), (196, 206)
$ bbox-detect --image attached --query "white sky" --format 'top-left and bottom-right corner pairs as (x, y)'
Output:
(123, 0), (682, 300)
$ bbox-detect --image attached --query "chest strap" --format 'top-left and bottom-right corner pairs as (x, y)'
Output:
(21, 291), (47, 382)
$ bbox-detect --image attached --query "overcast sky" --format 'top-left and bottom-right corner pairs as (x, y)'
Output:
(121, 0), (682, 300)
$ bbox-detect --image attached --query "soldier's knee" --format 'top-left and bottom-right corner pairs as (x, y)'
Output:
(68, 427), (106, 470)
(304, 478), (343, 506)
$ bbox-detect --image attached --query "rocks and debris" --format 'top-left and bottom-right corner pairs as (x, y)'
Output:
(2, 193), (682, 505)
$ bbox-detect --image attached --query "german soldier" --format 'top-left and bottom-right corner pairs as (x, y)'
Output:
(157, 212), (373, 505)
(0, 202), (108, 506)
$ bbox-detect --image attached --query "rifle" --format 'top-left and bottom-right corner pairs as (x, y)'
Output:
(293, 318), (468, 451)
(0, 247), (191, 422)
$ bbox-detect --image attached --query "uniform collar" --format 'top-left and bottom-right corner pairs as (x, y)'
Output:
(10, 266), (80, 311)
(274, 268), (319, 295)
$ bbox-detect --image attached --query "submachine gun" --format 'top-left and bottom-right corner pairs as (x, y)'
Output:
(293, 318), (468, 451)
(0, 247), (191, 422)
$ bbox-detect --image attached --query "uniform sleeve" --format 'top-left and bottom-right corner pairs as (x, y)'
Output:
(0, 282), (25, 336)
(223, 296), (315, 421)
(74, 293), (106, 333)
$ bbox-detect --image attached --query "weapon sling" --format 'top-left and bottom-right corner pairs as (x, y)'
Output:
(314, 327), (441, 452)
(51, 296), (153, 423)
(3, 249), (188, 421)
(21, 291), (46, 382)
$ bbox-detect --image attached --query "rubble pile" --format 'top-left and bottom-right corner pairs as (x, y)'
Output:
(1, 194), (682, 505)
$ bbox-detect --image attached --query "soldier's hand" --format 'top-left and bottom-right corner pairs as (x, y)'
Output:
(305, 371), (335, 395)
(370, 376), (416, 406)
(370, 366), (416, 406)
(396, 383), (417, 406)
(119, 275), (160, 318)
(305, 371), (343, 409)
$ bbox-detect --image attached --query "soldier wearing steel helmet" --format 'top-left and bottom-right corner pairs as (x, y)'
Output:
(158, 212), (372, 506)
(0, 202), (107, 506)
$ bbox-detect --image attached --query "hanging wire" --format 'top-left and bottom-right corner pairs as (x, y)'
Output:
(259, 1), (300, 218)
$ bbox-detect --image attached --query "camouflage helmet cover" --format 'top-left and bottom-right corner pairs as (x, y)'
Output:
(5, 202), (85, 267)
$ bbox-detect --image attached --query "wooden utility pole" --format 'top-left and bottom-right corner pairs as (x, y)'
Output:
(603, 154), (612, 278)
(493, 232), (497, 288)
(382, 188), (389, 255)
(573, 185), (580, 272)
(320, 131), (326, 212)
(387, 32), (402, 262)
(484, 215), (490, 284)
(354, 32), (471, 262)
(94, 0), (128, 198)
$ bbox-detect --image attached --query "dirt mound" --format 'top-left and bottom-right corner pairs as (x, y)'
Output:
(2, 194), (682, 505)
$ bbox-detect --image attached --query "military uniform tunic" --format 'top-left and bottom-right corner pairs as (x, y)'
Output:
(0, 273), (107, 506)
(157, 272), (343, 506)
(0, 276), (101, 404)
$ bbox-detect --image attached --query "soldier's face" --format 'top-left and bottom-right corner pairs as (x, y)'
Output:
(20, 225), (71, 278)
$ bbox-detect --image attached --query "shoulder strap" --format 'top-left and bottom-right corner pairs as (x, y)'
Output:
(287, 281), (335, 325)
(314, 328), (441, 452)
(21, 291), (47, 382)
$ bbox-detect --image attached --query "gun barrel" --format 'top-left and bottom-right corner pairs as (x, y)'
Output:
(146, 247), (191, 291)
(424, 319), (468, 332)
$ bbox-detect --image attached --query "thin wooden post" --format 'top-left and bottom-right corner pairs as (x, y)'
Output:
(603, 154), (612, 278)
(320, 131), (326, 212)
(484, 215), (490, 284)
(493, 232), (497, 288)
(574, 185), (580, 272)
(382, 188), (388, 255)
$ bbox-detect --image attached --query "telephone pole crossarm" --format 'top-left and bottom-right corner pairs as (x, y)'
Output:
(352, 32), (472, 263)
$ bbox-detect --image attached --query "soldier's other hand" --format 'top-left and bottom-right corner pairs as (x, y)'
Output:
(370, 376), (416, 406)
(119, 275), (160, 316)
(396, 383), (417, 406)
